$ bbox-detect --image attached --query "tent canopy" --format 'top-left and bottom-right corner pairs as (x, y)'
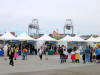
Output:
(16, 32), (35, 41)
(70, 35), (84, 42)
(86, 36), (100, 42)
(95, 37), (100, 42)
(59, 35), (72, 42)
(0, 32), (16, 40)
(37, 34), (56, 41)
(60, 35), (84, 42)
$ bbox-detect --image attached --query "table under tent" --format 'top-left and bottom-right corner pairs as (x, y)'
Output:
(59, 35), (85, 53)
(36, 34), (57, 55)
(16, 32), (37, 55)
(86, 36), (100, 48)
(0, 32), (37, 56)
(0, 32), (17, 56)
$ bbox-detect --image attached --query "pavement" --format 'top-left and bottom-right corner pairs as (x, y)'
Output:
(0, 55), (100, 75)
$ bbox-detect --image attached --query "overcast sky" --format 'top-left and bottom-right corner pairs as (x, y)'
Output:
(0, 0), (99, 35)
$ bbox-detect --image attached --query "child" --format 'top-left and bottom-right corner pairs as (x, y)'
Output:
(71, 50), (75, 63)
(14, 48), (18, 60)
(22, 48), (27, 60)
(75, 48), (80, 63)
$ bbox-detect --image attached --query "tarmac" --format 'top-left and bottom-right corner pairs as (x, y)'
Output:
(0, 55), (100, 75)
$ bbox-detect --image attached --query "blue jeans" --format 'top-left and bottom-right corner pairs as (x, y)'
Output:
(85, 53), (90, 62)
(22, 53), (25, 60)
(60, 55), (64, 63)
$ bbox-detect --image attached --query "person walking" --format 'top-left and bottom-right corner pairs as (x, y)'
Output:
(92, 48), (96, 63)
(45, 44), (49, 60)
(96, 46), (100, 63)
(39, 46), (43, 60)
(82, 51), (85, 64)
(85, 45), (91, 63)
(59, 45), (64, 64)
(14, 47), (18, 60)
(22, 47), (27, 60)
(90, 47), (93, 63)
(9, 45), (15, 66)
(3, 44), (8, 60)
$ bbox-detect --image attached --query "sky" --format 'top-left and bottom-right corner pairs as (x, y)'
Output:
(0, 0), (99, 35)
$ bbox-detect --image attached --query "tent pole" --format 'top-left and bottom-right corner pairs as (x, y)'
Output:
(21, 41), (22, 55)
(66, 41), (68, 51)
(4, 39), (7, 60)
(3, 39), (5, 46)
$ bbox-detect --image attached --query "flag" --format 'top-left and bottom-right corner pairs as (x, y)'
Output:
(27, 40), (29, 43)
(10, 40), (12, 43)
(96, 42), (99, 48)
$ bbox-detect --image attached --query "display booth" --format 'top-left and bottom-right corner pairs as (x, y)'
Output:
(45, 41), (57, 55)
(16, 32), (36, 55)
(59, 35), (85, 53)
(36, 34), (57, 55)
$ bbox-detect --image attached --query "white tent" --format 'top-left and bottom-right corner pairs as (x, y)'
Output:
(59, 35), (72, 42)
(37, 34), (56, 41)
(0, 32), (16, 40)
(16, 32), (35, 41)
(58, 35), (84, 48)
(58, 35), (72, 47)
(36, 34), (56, 49)
(69, 35), (84, 42)
(95, 37), (100, 42)
(86, 36), (98, 42)
(36, 41), (45, 49)
(59, 35), (84, 42)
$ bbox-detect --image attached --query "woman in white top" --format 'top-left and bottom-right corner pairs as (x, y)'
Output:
(63, 49), (68, 63)
(39, 46), (43, 60)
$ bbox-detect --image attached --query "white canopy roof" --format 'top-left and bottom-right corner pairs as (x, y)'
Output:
(0, 32), (16, 40)
(70, 35), (84, 42)
(95, 37), (100, 42)
(37, 34), (56, 41)
(59, 35), (84, 42)
(59, 35), (72, 41)
(16, 32), (35, 41)
(86, 36), (98, 42)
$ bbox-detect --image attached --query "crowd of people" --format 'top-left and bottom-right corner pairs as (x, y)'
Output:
(59, 45), (100, 64)
(1, 43), (100, 66)
(3, 44), (51, 66)
(59, 45), (81, 64)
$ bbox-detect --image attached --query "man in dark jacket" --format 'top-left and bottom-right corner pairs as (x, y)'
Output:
(9, 46), (15, 66)
(45, 44), (49, 60)
(59, 45), (64, 64)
